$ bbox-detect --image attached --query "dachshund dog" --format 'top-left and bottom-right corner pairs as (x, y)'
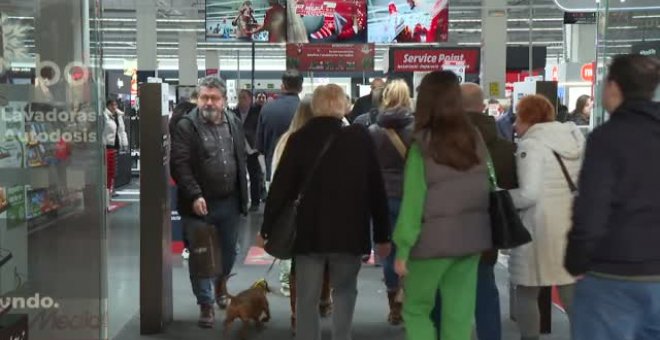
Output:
(223, 277), (271, 339)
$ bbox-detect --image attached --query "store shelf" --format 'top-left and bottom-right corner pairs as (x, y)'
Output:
(0, 168), (46, 187)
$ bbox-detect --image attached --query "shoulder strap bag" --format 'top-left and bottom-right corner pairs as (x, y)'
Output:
(384, 128), (408, 159)
(264, 134), (338, 259)
(486, 146), (532, 249)
(553, 152), (578, 194)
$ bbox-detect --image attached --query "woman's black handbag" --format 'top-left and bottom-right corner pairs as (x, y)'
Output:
(487, 154), (532, 249)
(264, 135), (337, 259)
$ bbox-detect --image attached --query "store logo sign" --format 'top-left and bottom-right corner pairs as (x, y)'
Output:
(36, 61), (90, 86)
(581, 63), (594, 82)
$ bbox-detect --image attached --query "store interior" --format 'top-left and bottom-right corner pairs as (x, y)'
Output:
(0, 0), (658, 339)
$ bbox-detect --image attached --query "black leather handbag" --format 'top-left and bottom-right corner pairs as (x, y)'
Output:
(264, 135), (337, 260)
(487, 154), (532, 249)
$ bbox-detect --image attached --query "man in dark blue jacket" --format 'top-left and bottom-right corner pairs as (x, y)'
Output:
(565, 54), (660, 340)
(256, 70), (303, 180)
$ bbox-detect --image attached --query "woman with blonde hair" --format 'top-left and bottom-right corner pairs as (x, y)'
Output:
(382, 79), (413, 112)
(261, 84), (392, 340)
(368, 78), (415, 325)
(270, 97), (333, 333)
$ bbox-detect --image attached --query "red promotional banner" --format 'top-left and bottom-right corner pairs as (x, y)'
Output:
(289, 0), (367, 43)
(368, 0), (449, 43)
(286, 43), (375, 72)
(390, 48), (480, 73)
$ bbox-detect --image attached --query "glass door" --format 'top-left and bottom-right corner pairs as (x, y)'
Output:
(0, 0), (107, 339)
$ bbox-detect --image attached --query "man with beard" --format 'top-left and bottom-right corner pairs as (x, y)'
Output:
(170, 76), (249, 328)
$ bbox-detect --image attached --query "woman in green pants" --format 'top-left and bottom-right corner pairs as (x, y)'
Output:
(393, 71), (493, 340)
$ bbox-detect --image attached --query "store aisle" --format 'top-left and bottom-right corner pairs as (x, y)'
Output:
(110, 205), (570, 340)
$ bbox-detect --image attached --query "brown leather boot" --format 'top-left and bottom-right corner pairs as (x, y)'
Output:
(387, 291), (403, 325)
(215, 278), (229, 310)
(198, 304), (215, 328)
(319, 268), (333, 317)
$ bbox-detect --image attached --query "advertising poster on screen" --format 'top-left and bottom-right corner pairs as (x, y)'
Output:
(288, 0), (367, 43)
(368, 0), (449, 43)
(206, 0), (286, 42)
(286, 44), (375, 72)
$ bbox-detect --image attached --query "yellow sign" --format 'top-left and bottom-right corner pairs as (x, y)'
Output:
(489, 82), (500, 97)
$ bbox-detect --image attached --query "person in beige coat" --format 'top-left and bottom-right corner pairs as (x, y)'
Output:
(508, 95), (585, 340)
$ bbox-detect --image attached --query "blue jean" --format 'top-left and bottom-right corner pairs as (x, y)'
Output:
(432, 262), (502, 340)
(572, 274), (660, 340)
(183, 196), (241, 305)
(383, 198), (401, 291)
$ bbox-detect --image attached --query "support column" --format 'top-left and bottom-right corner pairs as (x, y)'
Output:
(480, 0), (507, 99)
(566, 24), (597, 63)
(178, 31), (198, 86)
(205, 50), (220, 77)
(137, 0), (157, 82)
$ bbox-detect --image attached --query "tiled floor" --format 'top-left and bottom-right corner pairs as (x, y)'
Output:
(108, 187), (570, 340)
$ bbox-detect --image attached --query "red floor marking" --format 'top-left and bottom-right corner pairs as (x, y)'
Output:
(244, 246), (275, 266)
(108, 201), (128, 213)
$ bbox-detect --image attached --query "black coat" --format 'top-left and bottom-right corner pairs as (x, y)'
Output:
(348, 94), (373, 122)
(467, 111), (518, 191)
(231, 105), (261, 149)
(261, 117), (391, 256)
(170, 109), (249, 216)
(368, 107), (415, 199)
(566, 100), (660, 277)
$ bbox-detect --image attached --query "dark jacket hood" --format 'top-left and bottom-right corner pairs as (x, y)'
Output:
(466, 111), (499, 145)
(617, 100), (660, 123)
(377, 106), (414, 130)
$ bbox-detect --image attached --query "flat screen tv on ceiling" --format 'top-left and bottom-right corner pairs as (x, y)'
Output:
(288, 0), (368, 43)
(205, 0), (287, 43)
(367, 0), (449, 44)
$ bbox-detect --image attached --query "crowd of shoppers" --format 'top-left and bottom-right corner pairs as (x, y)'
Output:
(168, 53), (660, 339)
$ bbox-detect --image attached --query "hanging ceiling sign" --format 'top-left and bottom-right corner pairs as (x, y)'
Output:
(286, 43), (375, 72)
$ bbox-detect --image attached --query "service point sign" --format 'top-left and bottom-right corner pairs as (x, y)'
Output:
(391, 48), (480, 74)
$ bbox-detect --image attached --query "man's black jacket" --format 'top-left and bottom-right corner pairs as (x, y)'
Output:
(170, 108), (249, 216)
(231, 105), (261, 149)
(565, 100), (660, 277)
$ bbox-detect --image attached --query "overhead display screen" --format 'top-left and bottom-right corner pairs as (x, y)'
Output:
(205, 0), (286, 42)
(368, 0), (449, 43)
(288, 0), (367, 43)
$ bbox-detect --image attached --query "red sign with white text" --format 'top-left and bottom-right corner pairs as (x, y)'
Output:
(391, 48), (480, 73)
(286, 43), (375, 72)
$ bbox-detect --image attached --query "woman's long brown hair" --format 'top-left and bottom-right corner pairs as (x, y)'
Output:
(415, 71), (480, 171)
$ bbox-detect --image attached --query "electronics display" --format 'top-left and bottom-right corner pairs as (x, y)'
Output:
(368, 0), (449, 43)
(206, 0), (287, 42)
(289, 0), (367, 43)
